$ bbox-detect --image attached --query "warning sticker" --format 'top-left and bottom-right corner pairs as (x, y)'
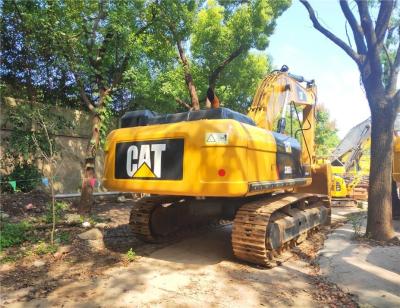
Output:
(284, 141), (292, 153)
(284, 166), (292, 174)
(205, 133), (228, 145)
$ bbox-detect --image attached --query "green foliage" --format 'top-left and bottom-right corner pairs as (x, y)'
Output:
(315, 106), (340, 156)
(34, 241), (58, 255)
(348, 214), (364, 238)
(1, 0), (291, 121)
(7, 162), (42, 193)
(3, 103), (72, 165)
(0, 174), (16, 193)
(190, 0), (289, 99)
(192, 0), (289, 70)
(55, 232), (71, 245)
(44, 201), (69, 224)
(0, 221), (32, 251)
(0, 254), (22, 264)
(126, 248), (136, 262)
(98, 101), (116, 147)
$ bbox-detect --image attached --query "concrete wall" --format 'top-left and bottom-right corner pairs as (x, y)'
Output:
(1, 97), (110, 193)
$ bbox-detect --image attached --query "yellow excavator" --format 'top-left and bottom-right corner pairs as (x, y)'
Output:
(393, 117), (400, 218)
(330, 115), (400, 211)
(329, 118), (371, 202)
(103, 66), (331, 267)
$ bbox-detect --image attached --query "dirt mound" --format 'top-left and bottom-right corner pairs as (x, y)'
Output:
(1, 190), (50, 218)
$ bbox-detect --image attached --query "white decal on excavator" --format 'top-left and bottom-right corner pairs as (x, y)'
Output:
(284, 141), (292, 153)
(284, 166), (292, 174)
(205, 133), (229, 145)
(126, 144), (166, 178)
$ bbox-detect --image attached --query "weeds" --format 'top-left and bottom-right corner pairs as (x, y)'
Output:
(126, 248), (136, 262)
(44, 201), (69, 224)
(55, 231), (70, 244)
(0, 254), (21, 264)
(348, 214), (364, 238)
(0, 221), (32, 251)
(34, 241), (58, 255)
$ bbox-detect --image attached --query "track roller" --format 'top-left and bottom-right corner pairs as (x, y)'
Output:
(232, 193), (330, 267)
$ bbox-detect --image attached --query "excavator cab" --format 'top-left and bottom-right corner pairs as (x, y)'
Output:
(248, 65), (331, 197)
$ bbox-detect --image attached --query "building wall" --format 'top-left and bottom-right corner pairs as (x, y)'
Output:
(1, 97), (110, 193)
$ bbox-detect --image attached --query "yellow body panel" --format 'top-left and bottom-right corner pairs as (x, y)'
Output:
(103, 119), (311, 197)
(331, 175), (348, 198)
(394, 136), (400, 183)
(331, 166), (345, 175)
(296, 162), (332, 197)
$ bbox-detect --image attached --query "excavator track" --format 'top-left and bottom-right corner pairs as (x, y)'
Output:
(232, 193), (330, 267)
(129, 195), (182, 242)
(130, 195), (225, 243)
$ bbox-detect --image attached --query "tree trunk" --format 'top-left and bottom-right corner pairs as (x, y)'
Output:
(78, 108), (102, 215)
(176, 40), (200, 110)
(366, 103), (396, 240)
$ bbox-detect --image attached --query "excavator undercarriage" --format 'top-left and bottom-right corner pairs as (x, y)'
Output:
(130, 193), (330, 267)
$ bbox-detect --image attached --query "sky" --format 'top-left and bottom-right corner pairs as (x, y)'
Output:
(267, 0), (371, 138)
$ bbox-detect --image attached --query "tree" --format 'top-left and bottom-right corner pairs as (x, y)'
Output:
(149, 0), (202, 109)
(31, 109), (59, 245)
(1, 1), (79, 107)
(315, 106), (340, 156)
(4, 101), (70, 244)
(147, 0), (290, 110)
(192, 0), (290, 92)
(8, 0), (158, 214)
(300, 0), (399, 240)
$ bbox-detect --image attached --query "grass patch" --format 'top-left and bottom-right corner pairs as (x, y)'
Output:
(55, 231), (71, 244)
(0, 221), (32, 251)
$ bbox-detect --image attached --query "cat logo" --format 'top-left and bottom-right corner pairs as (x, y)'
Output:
(126, 144), (166, 178)
(115, 139), (184, 180)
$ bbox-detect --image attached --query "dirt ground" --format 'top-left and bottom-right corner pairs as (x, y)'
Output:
(1, 192), (359, 307)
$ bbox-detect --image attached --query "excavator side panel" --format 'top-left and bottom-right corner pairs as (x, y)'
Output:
(104, 119), (311, 197)
(331, 175), (349, 198)
(394, 136), (400, 183)
(295, 162), (332, 197)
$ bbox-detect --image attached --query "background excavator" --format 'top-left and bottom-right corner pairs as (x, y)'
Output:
(330, 115), (400, 213)
(329, 118), (371, 203)
(393, 115), (400, 218)
(103, 66), (331, 267)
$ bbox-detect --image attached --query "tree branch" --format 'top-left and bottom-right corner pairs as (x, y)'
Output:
(300, 0), (362, 64)
(209, 45), (246, 89)
(110, 15), (157, 92)
(339, 0), (367, 54)
(88, 0), (107, 53)
(375, 0), (395, 45)
(76, 79), (96, 113)
(356, 1), (383, 82)
(356, 1), (378, 49)
(175, 98), (191, 110)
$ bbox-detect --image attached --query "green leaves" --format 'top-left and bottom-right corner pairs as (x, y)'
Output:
(2, 0), (291, 117)
(315, 106), (340, 156)
(0, 221), (32, 251)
